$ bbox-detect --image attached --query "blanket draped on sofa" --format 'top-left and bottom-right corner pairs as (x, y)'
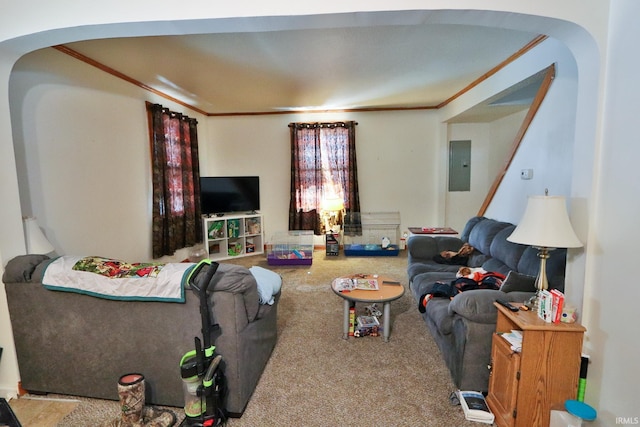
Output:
(42, 255), (194, 302)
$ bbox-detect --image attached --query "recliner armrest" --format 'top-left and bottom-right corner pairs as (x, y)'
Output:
(448, 290), (536, 324)
(448, 289), (504, 324)
(2, 255), (51, 283)
(206, 263), (261, 323)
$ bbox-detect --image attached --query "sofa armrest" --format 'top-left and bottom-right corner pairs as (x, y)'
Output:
(2, 255), (51, 283)
(208, 263), (261, 323)
(448, 289), (504, 324)
(448, 290), (537, 324)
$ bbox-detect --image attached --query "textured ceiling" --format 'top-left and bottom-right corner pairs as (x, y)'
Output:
(64, 23), (539, 117)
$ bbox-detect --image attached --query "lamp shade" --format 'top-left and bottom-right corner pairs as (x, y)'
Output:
(322, 197), (344, 212)
(24, 217), (54, 254)
(507, 195), (583, 249)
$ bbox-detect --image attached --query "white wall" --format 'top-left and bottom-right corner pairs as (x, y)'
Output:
(10, 45), (555, 259)
(9, 47), (447, 259)
(205, 110), (443, 243)
(9, 48), (211, 262)
(583, 0), (640, 421)
(445, 110), (526, 233)
(441, 37), (580, 225)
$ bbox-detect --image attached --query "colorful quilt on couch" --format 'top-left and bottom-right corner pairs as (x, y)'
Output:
(43, 255), (195, 302)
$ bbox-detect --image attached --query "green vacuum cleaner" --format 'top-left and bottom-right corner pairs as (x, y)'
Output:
(179, 259), (227, 427)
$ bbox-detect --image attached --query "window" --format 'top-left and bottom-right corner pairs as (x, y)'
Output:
(288, 121), (361, 234)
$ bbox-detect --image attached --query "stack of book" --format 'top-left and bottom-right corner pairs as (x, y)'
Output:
(498, 330), (523, 352)
(538, 289), (565, 323)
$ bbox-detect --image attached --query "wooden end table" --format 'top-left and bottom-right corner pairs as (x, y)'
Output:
(331, 274), (405, 342)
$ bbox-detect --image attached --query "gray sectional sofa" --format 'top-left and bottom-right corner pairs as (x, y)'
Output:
(407, 216), (567, 392)
(3, 255), (279, 416)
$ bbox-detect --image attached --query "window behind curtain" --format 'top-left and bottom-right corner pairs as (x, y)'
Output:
(289, 121), (361, 234)
(147, 102), (202, 258)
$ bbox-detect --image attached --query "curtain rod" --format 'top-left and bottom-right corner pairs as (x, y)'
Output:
(288, 121), (358, 129)
(148, 102), (198, 124)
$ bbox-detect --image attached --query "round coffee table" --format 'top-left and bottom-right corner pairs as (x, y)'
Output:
(331, 274), (405, 342)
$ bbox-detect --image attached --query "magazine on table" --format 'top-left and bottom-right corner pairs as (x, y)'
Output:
(354, 278), (379, 290)
(333, 278), (356, 291)
(455, 390), (495, 424)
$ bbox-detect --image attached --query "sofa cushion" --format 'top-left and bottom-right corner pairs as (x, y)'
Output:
(489, 226), (528, 271)
(466, 218), (512, 255)
(459, 216), (484, 242)
(501, 271), (537, 293)
(408, 261), (460, 281)
(2, 254), (50, 283)
(407, 235), (461, 260)
(467, 252), (490, 268)
(407, 236), (465, 282)
(517, 247), (567, 292)
(480, 258), (511, 277)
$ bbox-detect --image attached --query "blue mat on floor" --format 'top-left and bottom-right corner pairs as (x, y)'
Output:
(344, 244), (400, 256)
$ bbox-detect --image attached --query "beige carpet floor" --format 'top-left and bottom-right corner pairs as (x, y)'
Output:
(50, 249), (479, 426)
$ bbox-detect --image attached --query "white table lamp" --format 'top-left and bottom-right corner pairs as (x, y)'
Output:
(507, 193), (582, 292)
(24, 217), (55, 254)
(321, 196), (345, 233)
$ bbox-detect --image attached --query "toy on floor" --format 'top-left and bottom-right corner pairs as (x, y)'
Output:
(365, 303), (382, 317)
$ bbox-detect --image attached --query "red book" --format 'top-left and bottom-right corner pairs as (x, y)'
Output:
(550, 289), (565, 324)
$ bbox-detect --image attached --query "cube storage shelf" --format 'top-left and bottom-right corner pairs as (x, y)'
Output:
(267, 230), (314, 265)
(343, 211), (400, 256)
(203, 213), (264, 261)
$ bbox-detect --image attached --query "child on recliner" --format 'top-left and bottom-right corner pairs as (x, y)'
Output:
(417, 265), (505, 313)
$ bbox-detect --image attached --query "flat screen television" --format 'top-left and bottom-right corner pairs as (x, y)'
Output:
(200, 176), (260, 214)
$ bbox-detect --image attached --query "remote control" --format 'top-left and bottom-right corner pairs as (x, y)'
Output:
(496, 299), (519, 312)
(383, 280), (402, 286)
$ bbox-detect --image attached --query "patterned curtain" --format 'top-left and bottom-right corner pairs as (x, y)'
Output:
(288, 121), (361, 235)
(147, 103), (202, 258)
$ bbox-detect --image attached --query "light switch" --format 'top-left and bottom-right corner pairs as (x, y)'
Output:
(520, 169), (533, 180)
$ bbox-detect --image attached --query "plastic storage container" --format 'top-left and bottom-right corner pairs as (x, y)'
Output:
(343, 212), (400, 256)
(550, 400), (597, 427)
(267, 230), (314, 265)
(550, 410), (583, 427)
